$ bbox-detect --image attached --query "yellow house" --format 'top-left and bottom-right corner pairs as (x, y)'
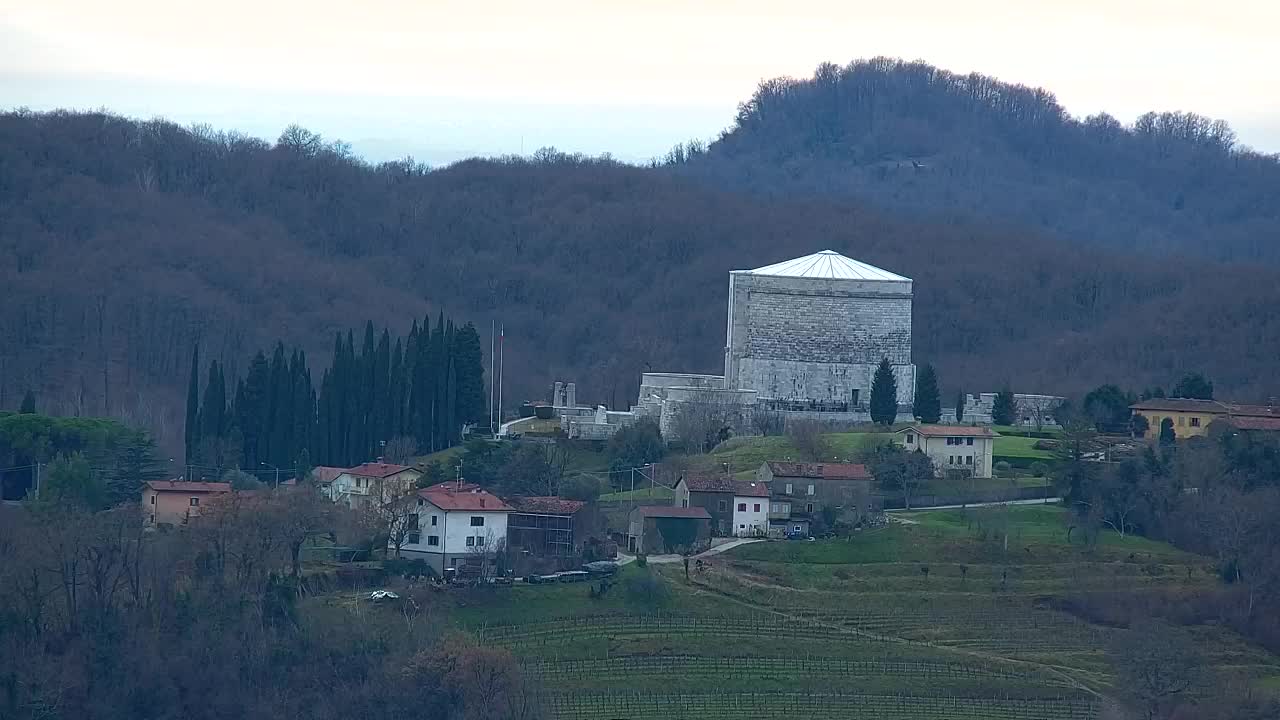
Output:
(1130, 399), (1280, 440)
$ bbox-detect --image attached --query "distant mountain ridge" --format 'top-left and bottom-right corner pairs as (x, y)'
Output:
(669, 57), (1280, 263)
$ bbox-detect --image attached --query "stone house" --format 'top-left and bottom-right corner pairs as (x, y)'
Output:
(672, 473), (738, 536)
(757, 461), (878, 530)
(627, 506), (711, 555)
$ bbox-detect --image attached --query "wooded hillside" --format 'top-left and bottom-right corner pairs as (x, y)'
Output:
(3, 86), (1279, 452)
(671, 57), (1280, 263)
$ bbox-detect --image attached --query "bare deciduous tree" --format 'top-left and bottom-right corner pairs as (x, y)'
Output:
(1112, 620), (1204, 720)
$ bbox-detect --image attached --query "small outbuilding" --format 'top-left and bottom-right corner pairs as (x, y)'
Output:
(627, 506), (711, 555)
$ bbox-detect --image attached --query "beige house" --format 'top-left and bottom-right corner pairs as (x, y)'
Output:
(329, 462), (422, 509)
(896, 425), (997, 479)
(142, 480), (232, 527)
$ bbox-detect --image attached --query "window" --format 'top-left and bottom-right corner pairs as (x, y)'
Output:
(966, 437), (974, 446)
(470, 516), (485, 527)
(785, 483), (793, 494)
(719, 500), (728, 511)
(851, 389), (860, 405)
(966, 456), (973, 465)
(408, 514), (419, 531)
(737, 503), (747, 512)
(466, 536), (475, 547)
(739, 524), (745, 530)
(682, 499), (689, 508)
(905, 433), (914, 444)
(793, 525), (802, 532)
(417, 498), (424, 507)
(805, 504), (814, 514)
(1178, 416), (1185, 427)
(1190, 417), (1201, 428)
(754, 504), (761, 512)
(407, 532), (421, 545)
(431, 515), (438, 526)
(807, 484), (815, 496)
(189, 497), (200, 506)
(475, 535), (485, 546)
(149, 495), (156, 505)
(427, 535), (439, 547)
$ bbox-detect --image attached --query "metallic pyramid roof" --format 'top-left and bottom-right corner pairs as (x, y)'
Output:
(738, 250), (910, 281)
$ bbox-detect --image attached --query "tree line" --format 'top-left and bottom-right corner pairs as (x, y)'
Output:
(4, 107), (1280, 460)
(185, 316), (486, 478)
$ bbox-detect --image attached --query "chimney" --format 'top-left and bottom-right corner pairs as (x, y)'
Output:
(480, 498), (486, 507)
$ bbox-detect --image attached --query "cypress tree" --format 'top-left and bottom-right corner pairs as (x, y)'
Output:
(267, 343), (291, 468)
(238, 351), (271, 470)
(199, 360), (227, 441)
(342, 331), (360, 464)
(992, 388), (1018, 426)
(913, 363), (941, 424)
(373, 329), (391, 449)
(390, 338), (406, 437)
(870, 356), (901, 422)
(869, 358), (898, 425)
(19, 389), (36, 414)
(453, 322), (487, 427)
(184, 343), (201, 462)
(955, 389), (966, 423)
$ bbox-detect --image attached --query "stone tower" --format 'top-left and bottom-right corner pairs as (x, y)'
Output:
(724, 250), (915, 406)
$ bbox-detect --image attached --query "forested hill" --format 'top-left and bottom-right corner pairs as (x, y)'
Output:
(669, 58), (1280, 263)
(3, 107), (1280, 453)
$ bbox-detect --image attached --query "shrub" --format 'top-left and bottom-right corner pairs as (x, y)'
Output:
(995, 461), (1013, 476)
(383, 557), (437, 581)
(1029, 461), (1050, 478)
(625, 571), (670, 608)
(635, 553), (647, 568)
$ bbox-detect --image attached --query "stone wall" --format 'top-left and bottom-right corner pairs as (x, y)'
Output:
(725, 272), (914, 405)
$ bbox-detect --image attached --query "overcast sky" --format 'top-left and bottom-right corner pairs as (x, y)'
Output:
(3, 0), (1277, 166)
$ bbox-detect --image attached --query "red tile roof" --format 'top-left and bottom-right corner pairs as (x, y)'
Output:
(765, 462), (872, 481)
(508, 496), (587, 515)
(1131, 399), (1230, 413)
(311, 466), (347, 485)
(636, 505), (711, 520)
(680, 474), (737, 493)
(418, 486), (513, 512)
(421, 481), (482, 493)
(734, 480), (771, 498)
(1225, 415), (1280, 432)
(343, 462), (416, 479)
(901, 425), (997, 438)
(145, 480), (232, 494)
(1228, 403), (1280, 419)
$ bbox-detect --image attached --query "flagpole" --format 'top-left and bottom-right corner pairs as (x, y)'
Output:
(498, 323), (504, 432)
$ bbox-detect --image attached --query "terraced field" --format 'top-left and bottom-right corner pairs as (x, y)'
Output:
(457, 505), (1280, 719)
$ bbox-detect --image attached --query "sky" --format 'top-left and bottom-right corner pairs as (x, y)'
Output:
(3, 0), (1278, 166)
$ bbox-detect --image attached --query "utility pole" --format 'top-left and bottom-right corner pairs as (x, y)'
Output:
(489, 319), (495, 435)
(497, 323), (504, 432)
(33, 461), (41, 500)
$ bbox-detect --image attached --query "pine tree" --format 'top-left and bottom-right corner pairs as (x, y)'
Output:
(869, 358), (899, 425)
(184, 343), (201, 463)
(992, 388), (1018, 426)
(913, 364), (941, 423)
(19, 389), (36, 414)
(955, 390), (966, 423)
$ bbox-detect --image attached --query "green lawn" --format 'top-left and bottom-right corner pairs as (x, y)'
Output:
(993, 434), (1055, 460)
(597, 485), (673, 503)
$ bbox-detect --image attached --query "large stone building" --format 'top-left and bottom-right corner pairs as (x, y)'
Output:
(633, 250), (916, 441)
(725, 250), (915, 408)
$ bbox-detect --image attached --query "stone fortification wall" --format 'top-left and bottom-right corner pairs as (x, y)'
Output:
(725, 272), (914, 405)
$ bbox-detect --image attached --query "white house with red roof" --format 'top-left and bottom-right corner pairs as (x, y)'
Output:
(731, 480), (770, 537)
(896, 425), (997, 479)
(399, 482), (514, 575)
(330, 462), (422, 509)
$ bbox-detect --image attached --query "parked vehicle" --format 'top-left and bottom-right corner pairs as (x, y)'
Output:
(526, 573), (561, 584)
(583, 561), (620, 575)
(556, 571), (590, 583)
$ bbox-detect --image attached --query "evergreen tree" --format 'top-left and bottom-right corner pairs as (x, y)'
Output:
(373, 329), (391, 449)
(992, 388), (1018, 426)
(390, 338), (406, 438)
(1170, 373), (1213, 400)
(19, 389), (36, 414)
(184, 343), (201, 462)
(453, 322), (487, 426)
(106, 432), (164, 507)
(869, 358), (898, 425)
(955, 389), (966, 423)
(1159, 417), (1177, 445)
(913, 364), (941, 423)
(238, 351), (271, 470)
(199, 361), (227, 440)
